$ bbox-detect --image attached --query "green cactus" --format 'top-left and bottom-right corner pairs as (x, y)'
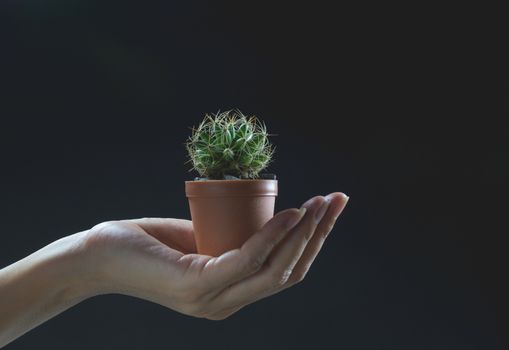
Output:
(186, 110), (275, 179)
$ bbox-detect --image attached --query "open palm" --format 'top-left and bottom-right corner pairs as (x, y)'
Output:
(84, 193), (349, 320)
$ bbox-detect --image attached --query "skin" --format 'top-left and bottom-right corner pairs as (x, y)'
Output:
(0, 192), (349, 347)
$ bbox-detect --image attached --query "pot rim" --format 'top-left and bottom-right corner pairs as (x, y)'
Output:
(185, 179), (278, 198)
(185, 179), (275, 183)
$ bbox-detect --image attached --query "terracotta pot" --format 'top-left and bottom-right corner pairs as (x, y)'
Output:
(185, 179), (278, 256)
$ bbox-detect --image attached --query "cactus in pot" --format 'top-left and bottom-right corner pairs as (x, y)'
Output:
(185, 110), (278, 256)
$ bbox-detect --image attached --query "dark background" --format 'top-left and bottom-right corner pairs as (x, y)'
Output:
(1, 1), (506, 349)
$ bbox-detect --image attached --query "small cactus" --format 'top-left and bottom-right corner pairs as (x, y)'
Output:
(186, 110), (275, 179)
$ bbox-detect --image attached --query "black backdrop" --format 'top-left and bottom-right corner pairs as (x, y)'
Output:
(1, 2), (506, 349)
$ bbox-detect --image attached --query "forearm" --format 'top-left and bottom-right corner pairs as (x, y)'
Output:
(0, 230), (95, 347)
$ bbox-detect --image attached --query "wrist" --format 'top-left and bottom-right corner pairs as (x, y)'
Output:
(40, 230), (103, 303)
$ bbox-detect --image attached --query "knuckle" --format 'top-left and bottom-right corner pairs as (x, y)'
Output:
(322, 223), (335, 238)
(271, 268), (293, 288)
(84, 221), (119, 247)
(90, 220), (119, 232)
(244, 254), (265, 274)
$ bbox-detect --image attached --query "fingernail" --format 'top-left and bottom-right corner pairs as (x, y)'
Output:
(325, 193), (349, 202)
(315, 198), (330, 223)
(333, 194), (349, 221)
(285, 207), (307, 230)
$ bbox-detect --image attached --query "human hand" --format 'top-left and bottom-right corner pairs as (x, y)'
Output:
(82, 192), (349, 320)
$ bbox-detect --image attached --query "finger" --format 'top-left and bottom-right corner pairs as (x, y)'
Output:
(123, 218), (197, 254)
(283, 192), (349, 287)
(199, 207), (307, 290)
(211, 196), (329, 308)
